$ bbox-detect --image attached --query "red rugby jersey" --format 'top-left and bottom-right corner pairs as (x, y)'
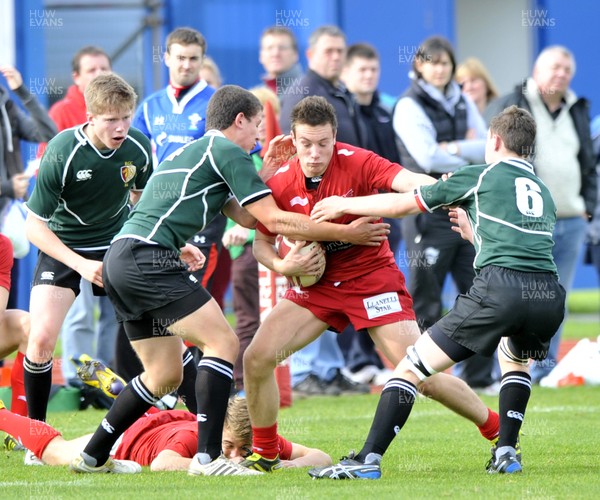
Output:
(257, 142), (400, 282)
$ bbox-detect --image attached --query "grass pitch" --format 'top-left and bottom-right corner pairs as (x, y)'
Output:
(1, 386), (599, 499)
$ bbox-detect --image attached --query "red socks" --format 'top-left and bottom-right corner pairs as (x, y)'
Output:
(478, 408), (500, 441)
(251, 422), (280, 459)
(10, 351), (27, 416)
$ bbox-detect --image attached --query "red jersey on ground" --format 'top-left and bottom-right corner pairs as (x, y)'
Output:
(113, 410), (294, 465)
(257, 143), (400, 282)
(114, 410), (197, 466)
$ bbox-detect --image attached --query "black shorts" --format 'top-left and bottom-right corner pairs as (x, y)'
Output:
(32, 250), (107, 296)
(431, 266), (566, 360)
(103, 238), (211, 341)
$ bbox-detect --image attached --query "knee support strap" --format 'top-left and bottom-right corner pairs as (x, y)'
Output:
(499, 337), (529, 366)
(406, 344), (438, 381)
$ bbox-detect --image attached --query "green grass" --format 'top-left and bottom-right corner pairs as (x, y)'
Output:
(562, 289), (599, 341)
(2, 387), (600, 498)
(567, 289), (600, 314)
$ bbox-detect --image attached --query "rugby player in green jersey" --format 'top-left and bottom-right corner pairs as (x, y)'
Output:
(23, 73), (152, 465)
(70, 85), (388, 476)
(309, 106), (566, 477)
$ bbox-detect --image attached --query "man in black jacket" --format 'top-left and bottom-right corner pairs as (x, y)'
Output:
(486, 45), (596, 383)
(0, 65), (57, 307)
(279, 25), (367, 148)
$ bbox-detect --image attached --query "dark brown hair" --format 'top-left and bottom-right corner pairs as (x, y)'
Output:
(72, 46), (111, 74)
(290, 96), (337, 133)
(413, 36), (456, 79)
(489, 105), (536, 158)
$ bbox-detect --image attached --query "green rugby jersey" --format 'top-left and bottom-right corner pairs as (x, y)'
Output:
(117, 130), (272, 252)
(26, 124), (152, 250)
(417, 158), (557, 274)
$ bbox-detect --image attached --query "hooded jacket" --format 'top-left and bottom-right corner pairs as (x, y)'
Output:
(0, 83), (57, 210)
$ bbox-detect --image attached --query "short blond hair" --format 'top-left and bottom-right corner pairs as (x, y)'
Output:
(224, 397), (252, 445)
(249, 85), (280, 115)
(455, 58), (499, 104)
(201, 56), (222, 88)
(84, 73), (137, 115)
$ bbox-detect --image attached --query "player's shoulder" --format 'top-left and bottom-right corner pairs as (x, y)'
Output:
(269, 158), (299, 187)
(332, 142), (375, 170)
(334, 142), (375, 164)
(126, 126), (152, 149)
(44, 126), (81, 154)
(207, 134), (247, 158)
(196, 83), (216, 98)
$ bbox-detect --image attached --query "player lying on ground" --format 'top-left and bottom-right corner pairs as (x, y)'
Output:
(308, 106), (565, 478)
(0, 397), (330, 471)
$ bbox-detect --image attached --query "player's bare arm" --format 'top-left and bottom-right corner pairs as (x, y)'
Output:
(311, 191), (422, 223)
(309, 168), (436, 223)
(129, 189), (143, 206)
(222, 197), (258, 229)
(280, 442), (332, 468)
(150, 450), (192, 472)
(246, 195), (389, 245)
(253, 231), (325, 276)
(390, 168), (437, 192)
(25, 213), (104, 287)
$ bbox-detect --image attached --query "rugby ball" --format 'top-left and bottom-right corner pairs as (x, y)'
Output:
(275, 235), (326, 287)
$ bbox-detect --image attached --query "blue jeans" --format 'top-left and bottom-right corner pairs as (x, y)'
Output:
(291, 330), (345, 386)
(530, 216), (588, 382)
(61, 280), (119, 380)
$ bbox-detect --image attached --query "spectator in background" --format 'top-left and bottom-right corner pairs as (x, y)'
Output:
(279, 25), (367, 147)
(279, 25), (369, 397)
(455, 58), (499, 115)
(0, 65), (57, 306)
(587, 115), (600, 282)
(200, 56), (222, 88)
(259, 26), (303, 97)
(36, 46), (118, 392)
(393, 37), (493, 393)
(486, 45), (596, 383)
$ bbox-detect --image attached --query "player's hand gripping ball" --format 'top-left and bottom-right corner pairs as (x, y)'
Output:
(276, 235), (326, 287)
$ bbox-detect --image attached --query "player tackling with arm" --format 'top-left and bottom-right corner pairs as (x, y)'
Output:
(309, 105), (566, 477)
(241, 96), (503, 474)
(70, 85), (386, 476)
